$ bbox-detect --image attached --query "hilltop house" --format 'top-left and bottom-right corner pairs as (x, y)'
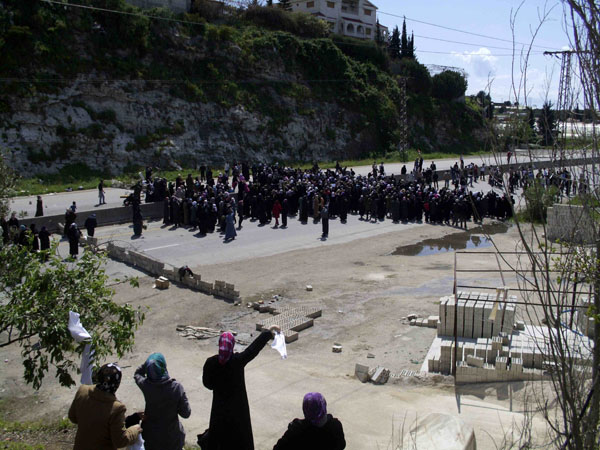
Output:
(290, 0), (387, 40)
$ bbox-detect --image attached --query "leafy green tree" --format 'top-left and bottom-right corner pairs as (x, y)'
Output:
(476, 90), (493, 119)
(278, 0), (291, 10)
(388, 25), (400, 59)
(526, 107), (536, 139)
(431, 70), (468, 100)
(0, 153), (144, 389)
(537, 101), (556, 146)
(397, 58), (431, 95)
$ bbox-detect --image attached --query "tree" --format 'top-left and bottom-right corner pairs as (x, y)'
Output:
(0, 153), (145, 389)
(476, 90), (494, 119)
(278, 0), (290, 10)
(400, 18), (408, 58)
(407, 31), (415, 59)
(537, 101), (556, 146)
(388, 25), (400, 59)
(526, 107), (536, 139)
(397, 58), (431, 95)
(431, 70), (468, 100)
(0, 148), (16, 219)
(375, 19), (384, 47)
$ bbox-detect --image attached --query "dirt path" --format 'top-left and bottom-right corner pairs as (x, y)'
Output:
(0, 221), (549, 449)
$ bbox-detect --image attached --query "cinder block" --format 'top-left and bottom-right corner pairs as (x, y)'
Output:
(467, 355), (484, 368)
(355, 364), (370, 383)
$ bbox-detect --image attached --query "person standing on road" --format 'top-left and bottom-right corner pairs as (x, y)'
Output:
(67, 222), (81, 258)
(273, 392), (346, 450)
(224, 208), (237, 242)
(98, 180), (106, 205)
(84, 213), (98, 237)
(134, 353), (191, 450)
(321, 204), (329, 238)
(35, 195), (43, 217)
(202, 325), (280, 450)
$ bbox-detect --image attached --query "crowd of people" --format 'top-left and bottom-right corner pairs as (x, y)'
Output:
(68, 327), (346, 450)
(139, 159), (516, 243)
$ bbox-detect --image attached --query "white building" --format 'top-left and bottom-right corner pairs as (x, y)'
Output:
(290, 0), (386, 40)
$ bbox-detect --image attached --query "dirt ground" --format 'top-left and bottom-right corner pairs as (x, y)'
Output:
(0, 220), (551, 449)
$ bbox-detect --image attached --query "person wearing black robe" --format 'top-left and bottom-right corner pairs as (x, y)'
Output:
(321, 205), (329, 238)
(202, 327), (278, 450)
(67, 223), (81, 258)
(163, 197), (170, 225)
(84, 214), (98, 237)
(39, 226), (51, 252)
(35, 196), (43, 217)
(273, 393), (346, 450)
(281, 198), (288, 228)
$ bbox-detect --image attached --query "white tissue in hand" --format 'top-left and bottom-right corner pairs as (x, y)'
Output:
(127, 434), (145, 450)
(68, 311), (91, 342)
(271, 332), (287, 359)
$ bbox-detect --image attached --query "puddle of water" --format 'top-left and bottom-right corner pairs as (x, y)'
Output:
(393, 222), (510, 257)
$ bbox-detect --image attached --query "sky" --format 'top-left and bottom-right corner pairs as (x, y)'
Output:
(369, 0), (573, 108)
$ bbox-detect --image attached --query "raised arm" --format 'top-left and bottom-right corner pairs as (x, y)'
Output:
(238, 329), (274, 366)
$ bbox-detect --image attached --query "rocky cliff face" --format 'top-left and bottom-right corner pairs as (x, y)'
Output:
(1, 80), (366, 177)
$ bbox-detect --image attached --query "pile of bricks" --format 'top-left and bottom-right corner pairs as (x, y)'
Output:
(255, 305), (322, 343)
(212, 280), (241, 302)
(438, 292), (516, 338)
(412, 316), (439, 328)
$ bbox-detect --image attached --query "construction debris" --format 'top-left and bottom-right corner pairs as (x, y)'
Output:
(154, 276), (170, 289)
(332, 344), (343, 353)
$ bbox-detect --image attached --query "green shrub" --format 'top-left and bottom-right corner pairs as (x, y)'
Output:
(331, 35), (388, 71)
(432, 70), (468, 100)
(523, 182), (559, 223)
(218, 26), (234, 42)
(243, 7), (329, 39)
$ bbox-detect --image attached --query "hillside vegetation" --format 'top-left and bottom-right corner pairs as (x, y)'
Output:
(0, 0), (486, 177)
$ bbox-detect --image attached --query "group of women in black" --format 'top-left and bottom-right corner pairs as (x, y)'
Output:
(142, 161), (513, 238)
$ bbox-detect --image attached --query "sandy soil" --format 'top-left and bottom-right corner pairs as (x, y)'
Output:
(0, 220), (551, 449)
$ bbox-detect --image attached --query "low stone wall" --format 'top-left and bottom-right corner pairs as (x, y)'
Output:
(19, 202), (164, 234)
(547, 204), (596, 244)
(106, 242), (241, 302)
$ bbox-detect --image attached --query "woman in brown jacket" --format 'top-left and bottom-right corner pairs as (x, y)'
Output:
(68, 363), (142, 450)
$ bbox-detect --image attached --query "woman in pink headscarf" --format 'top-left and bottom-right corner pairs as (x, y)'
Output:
(202, 325), (280, 450)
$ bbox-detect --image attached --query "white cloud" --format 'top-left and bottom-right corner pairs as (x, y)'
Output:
(451, 47), (498, 78)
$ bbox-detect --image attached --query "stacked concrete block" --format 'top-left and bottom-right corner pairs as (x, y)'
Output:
(510, 358), (523, 374)
(212, 280), (240, 302)
(440, 340), (454, 374)
(427, 316), (439, 328)
(466, 355), (484, 368)
(495, 356), (508, 371)
(256, 306), (322, 344)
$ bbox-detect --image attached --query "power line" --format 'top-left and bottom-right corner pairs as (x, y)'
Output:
(40, 0), (553, 59)
(41, 0), (204, 26)
(378, 10), (561, 51)
(414, 34), (543, 52)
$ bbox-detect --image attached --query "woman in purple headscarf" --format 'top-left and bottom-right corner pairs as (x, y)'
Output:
(273, 392), (346, 450)
(202, 325), (280, 450)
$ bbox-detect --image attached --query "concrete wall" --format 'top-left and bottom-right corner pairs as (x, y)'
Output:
(125, 0), (191, 13)
(20, 202), (164, 234)
(547, 204), (596, 244)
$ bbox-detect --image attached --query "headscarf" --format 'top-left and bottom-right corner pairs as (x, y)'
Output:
(96, 363), (122, 394)
(218, 332), (235, 365)
(146, 353), (169, 382)
(303, 392), (328, 426)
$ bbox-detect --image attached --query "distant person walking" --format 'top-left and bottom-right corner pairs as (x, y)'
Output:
(35, 195), (43, 217)
(67, 223), (81, 258)
(98, 180), (106, 205)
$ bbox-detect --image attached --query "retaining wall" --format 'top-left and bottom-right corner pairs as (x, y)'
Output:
(546, 204), (596, 244)
(19, 202), (164, 234)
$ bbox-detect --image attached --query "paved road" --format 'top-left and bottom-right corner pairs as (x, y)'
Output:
(8, 152), (514, 218)
(87, 177), (506, 270)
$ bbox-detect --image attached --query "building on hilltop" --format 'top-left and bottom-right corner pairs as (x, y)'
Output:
(290, 0), (387, 40)
(125, 0), (191, 13)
